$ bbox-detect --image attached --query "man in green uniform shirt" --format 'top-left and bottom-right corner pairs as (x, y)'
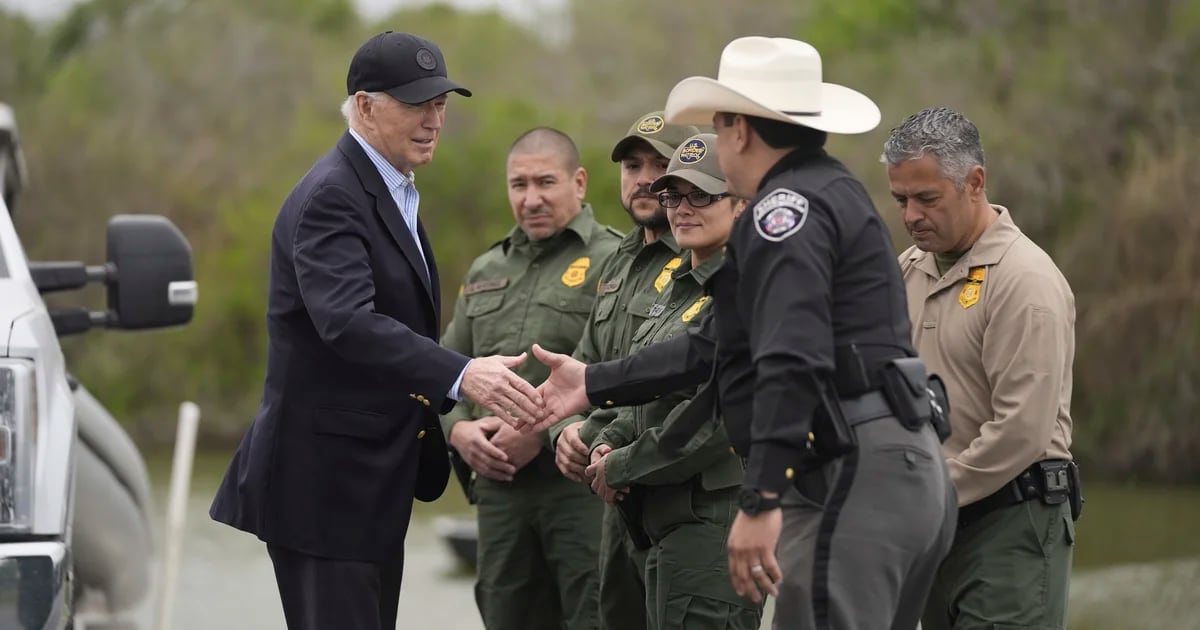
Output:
(548, 111), (697, 630)
(586, 133), (762, 630)
(440, 127), (623, 630)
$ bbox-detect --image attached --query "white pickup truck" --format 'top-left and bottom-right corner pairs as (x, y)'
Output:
(0, 103), (197, 629)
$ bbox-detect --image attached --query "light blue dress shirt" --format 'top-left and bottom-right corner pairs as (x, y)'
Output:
(348, 128), (469, 401)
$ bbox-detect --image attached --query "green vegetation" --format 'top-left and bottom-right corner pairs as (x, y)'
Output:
(2, 0), (1196, 481)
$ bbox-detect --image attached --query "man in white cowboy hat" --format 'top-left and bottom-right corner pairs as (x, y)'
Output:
(520, 36), (957, 629)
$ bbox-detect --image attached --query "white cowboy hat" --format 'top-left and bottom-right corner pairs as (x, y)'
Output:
(664, 37), (881, 135)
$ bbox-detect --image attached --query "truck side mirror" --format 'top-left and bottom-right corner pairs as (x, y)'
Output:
(105, 215), (197, 330)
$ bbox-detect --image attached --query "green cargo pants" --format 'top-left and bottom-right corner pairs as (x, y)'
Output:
(643, 485), (763, 630)
(474, 466), (602, 630)
(922, 500), (1075, 630)
(599, 503), (648, 630)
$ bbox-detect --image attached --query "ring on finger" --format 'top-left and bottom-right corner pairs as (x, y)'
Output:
(750, 565), (765, 574)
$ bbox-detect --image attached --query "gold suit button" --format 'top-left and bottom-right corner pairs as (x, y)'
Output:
(417, 430), (426, 439)
(785, 467), (795, 480)
(605, 400), (615, 407)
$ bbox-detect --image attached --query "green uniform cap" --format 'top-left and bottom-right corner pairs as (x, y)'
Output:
(610, 110), (701, 162)
(649, 133), (726, 195)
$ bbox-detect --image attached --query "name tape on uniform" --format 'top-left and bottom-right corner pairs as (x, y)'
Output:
(597, 277), (622, 295)
(463, 278), (509, 296)
(754, 188), (809, 242)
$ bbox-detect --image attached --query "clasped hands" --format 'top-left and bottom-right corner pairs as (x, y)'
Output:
(459, 344), (592, 434)
(451, 345), (594, 481)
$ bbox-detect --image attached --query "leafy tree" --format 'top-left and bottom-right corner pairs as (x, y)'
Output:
(5, 0), (1197, 479)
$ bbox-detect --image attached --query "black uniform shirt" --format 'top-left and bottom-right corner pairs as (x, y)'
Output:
(587, 147), (915, 493)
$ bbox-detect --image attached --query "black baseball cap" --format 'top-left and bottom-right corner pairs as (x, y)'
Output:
(347, 31), (472, 104)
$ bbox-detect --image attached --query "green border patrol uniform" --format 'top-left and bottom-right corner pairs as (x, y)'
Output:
(546, 111), (696, 630)
(441, 204), (622, 630)
(592, 133), (761, 630)
(594, 257), (763, 630)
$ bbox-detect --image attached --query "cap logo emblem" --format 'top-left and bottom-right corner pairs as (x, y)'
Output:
(678, 139), (707, 164)
(415, 48), (438, 71)
(637, 115), (665, 134)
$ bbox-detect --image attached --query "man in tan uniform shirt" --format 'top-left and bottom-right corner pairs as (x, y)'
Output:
(884, 107), (1080, 630)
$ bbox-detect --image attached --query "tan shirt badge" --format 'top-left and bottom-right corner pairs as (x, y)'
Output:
(958, 266), (986, 308)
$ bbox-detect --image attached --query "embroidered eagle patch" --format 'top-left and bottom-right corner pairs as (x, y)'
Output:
(753, 188), (809, 241)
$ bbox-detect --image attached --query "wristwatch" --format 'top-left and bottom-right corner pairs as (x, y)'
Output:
(737, 487), (781, 516)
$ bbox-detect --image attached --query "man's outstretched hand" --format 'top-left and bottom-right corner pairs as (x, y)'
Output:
(521, 344), (590, 433)
(461, 353), (543, 429)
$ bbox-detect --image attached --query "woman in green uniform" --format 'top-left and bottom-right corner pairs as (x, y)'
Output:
(587, 133), (761, 630)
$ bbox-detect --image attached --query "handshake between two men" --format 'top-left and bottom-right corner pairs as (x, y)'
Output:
(450, 344), (607, 489)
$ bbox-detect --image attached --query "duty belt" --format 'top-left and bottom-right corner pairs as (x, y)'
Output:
(840, 390), (894, 427)
(736, 391), (894, 469)
(958, 459), (1077, 529)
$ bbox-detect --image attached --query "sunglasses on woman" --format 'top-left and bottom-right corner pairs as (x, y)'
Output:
(657, 190), (731, 209)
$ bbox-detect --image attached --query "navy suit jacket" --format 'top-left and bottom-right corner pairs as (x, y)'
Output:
(210, 131), (470, 562)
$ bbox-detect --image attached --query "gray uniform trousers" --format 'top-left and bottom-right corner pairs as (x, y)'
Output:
(773, 416), (957, 630)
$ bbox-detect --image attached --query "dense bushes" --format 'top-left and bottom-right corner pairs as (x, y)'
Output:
(2, 0), (1196, 480)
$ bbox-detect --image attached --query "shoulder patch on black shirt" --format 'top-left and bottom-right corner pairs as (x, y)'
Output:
(753, 188), (809, 242)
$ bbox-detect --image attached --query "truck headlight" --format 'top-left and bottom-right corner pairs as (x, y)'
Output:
(0, 360), (35, 532)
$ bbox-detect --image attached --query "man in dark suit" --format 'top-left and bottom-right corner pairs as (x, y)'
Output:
(209, 31), (544, 630)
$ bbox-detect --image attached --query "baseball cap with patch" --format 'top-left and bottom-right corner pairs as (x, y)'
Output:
(610, 110), (700, 162)
(347, 31), (472, 104)
(649, 133), (726, 195)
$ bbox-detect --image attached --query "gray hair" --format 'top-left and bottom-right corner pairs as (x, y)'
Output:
(881, 107), (985, 188)
(340, 91), (387, 127)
